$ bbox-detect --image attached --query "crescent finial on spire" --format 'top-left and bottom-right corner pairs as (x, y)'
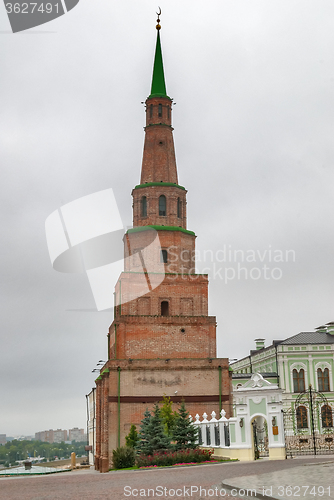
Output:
(156, 7), (161, 30)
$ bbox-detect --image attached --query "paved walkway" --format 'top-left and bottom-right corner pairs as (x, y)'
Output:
(0, 456), (333, 500)
(222, 458), (334, 499)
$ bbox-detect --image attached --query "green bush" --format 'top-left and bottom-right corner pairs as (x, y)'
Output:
(136, 448), (213, 468)
(125, 424), (139, 449)
(112, 446), (135, 469)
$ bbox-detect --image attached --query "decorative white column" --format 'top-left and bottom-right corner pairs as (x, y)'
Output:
(210, 411), (217, 447)
(201, 413), (209, 447)
(218, 409), (228, 447)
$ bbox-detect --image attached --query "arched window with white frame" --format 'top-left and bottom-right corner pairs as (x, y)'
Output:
(293, 368), (305, 393)
(296, 405), (308, 429)
(321, 404), (333, 428)
(318, 368), (330, 392)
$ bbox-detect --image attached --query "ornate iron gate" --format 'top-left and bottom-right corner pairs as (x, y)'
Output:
(252, 420), (269, 459)
(283, 386), (334, 457)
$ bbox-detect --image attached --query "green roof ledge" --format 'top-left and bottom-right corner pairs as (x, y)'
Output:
(127, 225), (196, 237)
(135, 182), (185, 190)
(149, 9), (170, 100)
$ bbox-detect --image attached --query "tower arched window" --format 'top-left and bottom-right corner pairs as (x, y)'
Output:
(159, 195), (166, 216)
(150, 104), (153, 118)
(293, 368), (305, 393)
(158, 103), (162, 117)
(318, 368), (330, 392)
(141, 196), (147, 217)
(296, 405), (308, 429)
(321, 404), (333, 428)
(177, 198), (182, 218)
(161, 301), (169, 316)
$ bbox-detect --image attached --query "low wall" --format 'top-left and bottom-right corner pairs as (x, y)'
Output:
(35, 457), (88, 468)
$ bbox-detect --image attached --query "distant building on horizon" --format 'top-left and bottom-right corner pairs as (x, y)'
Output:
(53, 429), (68, 443)
(0, 434), (6, 445)
(35, 428), (68, 443)
(68, 427), (85, 442)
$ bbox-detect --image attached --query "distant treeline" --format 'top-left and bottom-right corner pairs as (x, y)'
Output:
(0, 439), (86, 466)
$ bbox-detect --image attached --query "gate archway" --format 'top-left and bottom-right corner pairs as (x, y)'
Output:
(283, 385), (334, 457)
(251, 416), (269, 459)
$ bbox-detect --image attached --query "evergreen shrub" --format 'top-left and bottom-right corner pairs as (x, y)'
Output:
(125, 424), (139, 449)
(112, 446), (135, 469)
(136, 448), (213, 468)
(172, 401), (199, 450)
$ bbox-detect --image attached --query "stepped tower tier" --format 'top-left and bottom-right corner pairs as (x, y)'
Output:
(108, 24), (214, 359)
(131, 27), (194, 275)
(109, 21), (215, 359)
(140, 27), (177, 185)
(132, 29), (187, 231)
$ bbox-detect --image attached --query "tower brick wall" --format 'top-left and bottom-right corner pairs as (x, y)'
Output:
(132, 185), (187, 229)
(140, 96), (177, 185)
(96, 359), (233, 469)
(124, 229), (195, 272)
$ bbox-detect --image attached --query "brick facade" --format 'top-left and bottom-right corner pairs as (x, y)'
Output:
(96, 358), (231, 471)
(94, 25), (232, 472)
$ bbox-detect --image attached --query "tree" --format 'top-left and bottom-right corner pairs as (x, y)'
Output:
(148, 403), (171, 453)
(172, 401), (199, 450)
(136, 405), (171, 455)
(159, 396), (178, 437)
(125, 424), (139, 448)
(136, 408), (153, 455)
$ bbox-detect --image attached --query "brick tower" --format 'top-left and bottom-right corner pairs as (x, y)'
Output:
(94, 15), (232, 473)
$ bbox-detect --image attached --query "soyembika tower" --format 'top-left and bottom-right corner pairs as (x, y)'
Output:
(94, 13), (232, 472)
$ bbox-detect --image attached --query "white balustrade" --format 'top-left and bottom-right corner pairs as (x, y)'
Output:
(192, 408), (232, 449)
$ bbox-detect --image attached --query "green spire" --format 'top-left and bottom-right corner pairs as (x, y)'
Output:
(149, 29), (168, 98)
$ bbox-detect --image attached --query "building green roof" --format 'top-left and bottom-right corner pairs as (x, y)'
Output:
(149, 30), (168, 99)
(280, 331), (334, 344)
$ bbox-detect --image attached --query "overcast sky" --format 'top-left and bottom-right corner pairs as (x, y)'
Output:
(1, 0), (334, 436)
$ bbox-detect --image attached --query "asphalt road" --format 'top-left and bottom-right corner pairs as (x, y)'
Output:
(0, 456), (333, 500)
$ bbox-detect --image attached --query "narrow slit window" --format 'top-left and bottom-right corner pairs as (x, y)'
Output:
(167, 106), (170, 119)
(161, 301), (169, 316)
(160, 250), (168, 264)
(141, 196), (147, 217)
(177, 198), (182, 218)
(158, 103), (162, 117)
(159, 195), (166, 216)
(150, 104), (153, 118)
